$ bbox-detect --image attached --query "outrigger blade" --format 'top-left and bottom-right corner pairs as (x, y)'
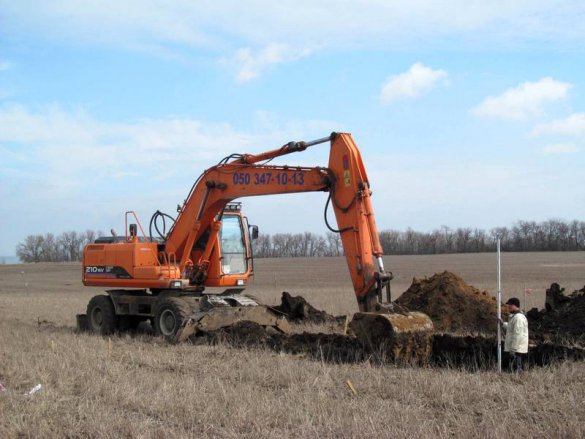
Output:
(350, 311), (434, 365)
(174, 294), (290, 343)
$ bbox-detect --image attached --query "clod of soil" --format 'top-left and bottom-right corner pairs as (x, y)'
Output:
(545, 282), (572, 311)
(396, 271), (501, 335)
(273, 291), (346, 325)
(528, 283), (585, 346)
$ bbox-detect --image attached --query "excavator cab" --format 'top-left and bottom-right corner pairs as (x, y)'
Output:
(202, 203), (255, 287)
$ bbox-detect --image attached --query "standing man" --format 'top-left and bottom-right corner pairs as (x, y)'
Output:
(501, 297), (529, 372)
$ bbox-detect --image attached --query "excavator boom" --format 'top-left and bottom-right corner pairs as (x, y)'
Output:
(163, 133), (392, 309)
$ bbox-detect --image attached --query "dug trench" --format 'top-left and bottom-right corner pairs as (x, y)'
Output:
(191, 272), (585, 369)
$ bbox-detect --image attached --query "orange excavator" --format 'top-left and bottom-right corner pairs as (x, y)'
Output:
(79, 132), (433, 362)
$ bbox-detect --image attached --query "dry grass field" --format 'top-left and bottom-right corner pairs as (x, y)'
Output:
(1, 252), (585, 438)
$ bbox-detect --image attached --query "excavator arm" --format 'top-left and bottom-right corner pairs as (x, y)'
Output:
(326, 133), (391, 311)
(164, 132), (391, 312)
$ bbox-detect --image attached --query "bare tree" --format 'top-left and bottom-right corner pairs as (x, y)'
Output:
(325, 232), (343, 256)
(16, 235), (44, 262)
(40, 233), (58, 262)
(16, 230), (102, 262)
(59, 231), (81, 261)
(252, 234), (272, 258)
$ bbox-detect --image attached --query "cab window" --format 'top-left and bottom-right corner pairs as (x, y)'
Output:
(219, 215), (247, 274)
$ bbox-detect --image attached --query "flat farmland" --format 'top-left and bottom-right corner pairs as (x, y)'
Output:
(1, 252), (584, 438)
(248, 252), (585, 313)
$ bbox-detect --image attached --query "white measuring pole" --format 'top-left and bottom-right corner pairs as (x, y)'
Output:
(497, 238), (502, 372)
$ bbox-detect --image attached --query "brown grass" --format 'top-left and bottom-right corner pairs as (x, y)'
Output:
(1, 252), (584, 438)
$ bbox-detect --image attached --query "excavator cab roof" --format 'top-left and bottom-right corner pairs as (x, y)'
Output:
(223, 202), (242, 213)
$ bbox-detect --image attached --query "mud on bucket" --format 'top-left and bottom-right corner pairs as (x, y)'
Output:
(349, 312), (434, 365)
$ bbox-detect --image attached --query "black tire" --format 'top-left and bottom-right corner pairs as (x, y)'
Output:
(86, 295), (117, 335)
(153, 297), (192, 341)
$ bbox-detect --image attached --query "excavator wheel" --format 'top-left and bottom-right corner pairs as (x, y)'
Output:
(349, 311), (434, 365)
(153, 297), (192, 342)
(86, 295), (118, 335)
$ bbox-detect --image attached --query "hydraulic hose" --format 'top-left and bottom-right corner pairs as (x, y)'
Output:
(149, 210), (176, 241)
(324, 192), (353, 234)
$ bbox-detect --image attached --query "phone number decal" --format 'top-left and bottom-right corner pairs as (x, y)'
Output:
(232, 172), (304, 186)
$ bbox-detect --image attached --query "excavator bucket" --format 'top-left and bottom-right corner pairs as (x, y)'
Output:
(174, 294), (290, 343)
(349, 311), (434, 365)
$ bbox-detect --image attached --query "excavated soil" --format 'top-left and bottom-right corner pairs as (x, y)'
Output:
(191, 275), (585, 368)
(528, 283), (585, 345)
(194, 322), (585, 369)
(272, 291), (347, 325)
(395, 271), (501, 334)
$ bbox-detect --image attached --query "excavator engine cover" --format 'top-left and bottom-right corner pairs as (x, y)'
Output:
(350, 311), (434, 365)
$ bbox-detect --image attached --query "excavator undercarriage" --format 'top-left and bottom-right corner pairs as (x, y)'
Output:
(77, 289), (289, 339)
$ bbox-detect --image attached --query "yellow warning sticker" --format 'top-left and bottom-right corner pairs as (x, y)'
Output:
(343, 170), (351, 187)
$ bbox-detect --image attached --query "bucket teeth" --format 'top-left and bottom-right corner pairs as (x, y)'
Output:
(349, 312), (434, 365)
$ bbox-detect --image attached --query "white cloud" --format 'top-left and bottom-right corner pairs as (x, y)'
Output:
(0, 104), (339, 193)
(0, 105), (236, 175)
(472, 77), (572, 120)
(3, 2), (585, 80)
(531, 113), (585, 137)
(540, 143), (581, 155)
(2, 1), (585, 53)
(0, 103), (341, 254)
(379, 63), (447, 105)
(229, 43), (317, 83)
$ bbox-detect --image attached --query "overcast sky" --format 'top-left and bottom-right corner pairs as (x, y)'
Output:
(1, 1), (585, 256)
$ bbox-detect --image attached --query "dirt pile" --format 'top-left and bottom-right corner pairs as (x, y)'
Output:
(528, 283), (585, 345)
(191, 277), (585, 368)
(396, 271), (500, 334)
(273, 292), (346, 325)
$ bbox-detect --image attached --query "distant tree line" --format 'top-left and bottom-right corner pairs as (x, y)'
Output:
(253, 219), (585, 257)
(14, 219), (585, 262)
(378, 219), (585, 255)
(16, 230), (102, 263)
(252, 232), (344, 258)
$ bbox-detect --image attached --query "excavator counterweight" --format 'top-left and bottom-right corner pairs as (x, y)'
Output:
(79, 132), (434, 363)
